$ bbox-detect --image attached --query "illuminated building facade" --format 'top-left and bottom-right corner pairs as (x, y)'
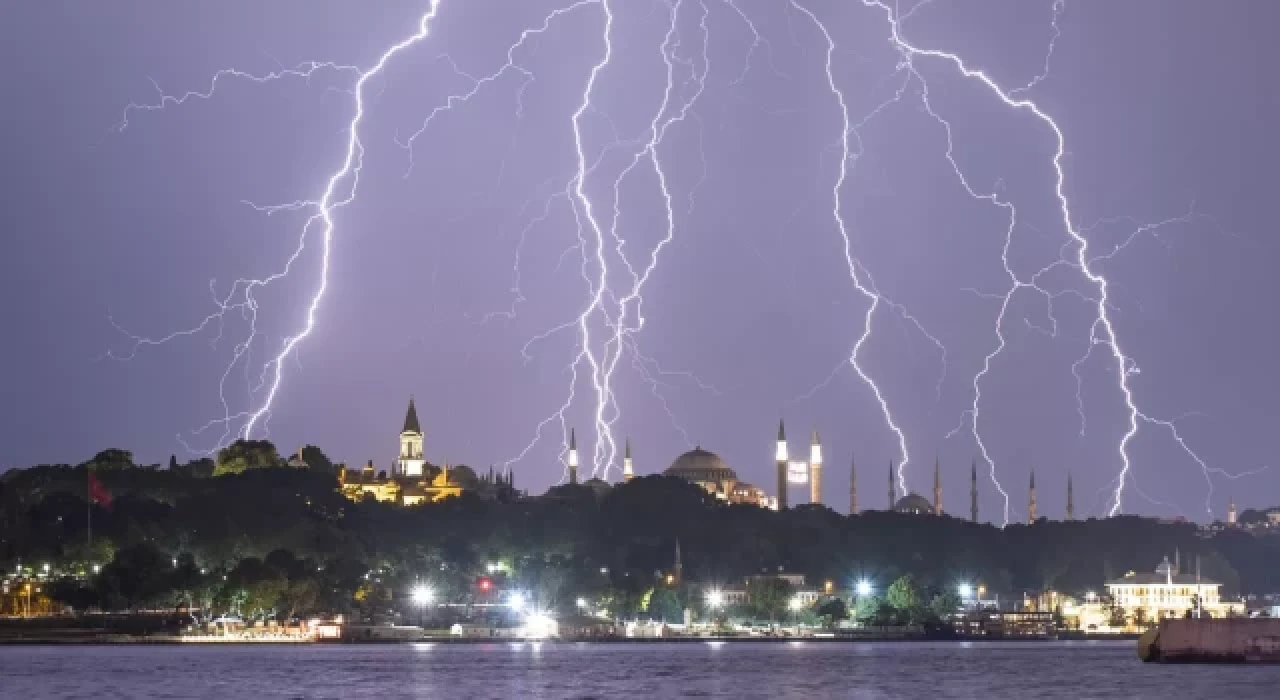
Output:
(338, 398), (463, 506)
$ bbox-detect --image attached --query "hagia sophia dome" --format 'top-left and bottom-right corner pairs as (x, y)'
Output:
(664, 447), (738, 484)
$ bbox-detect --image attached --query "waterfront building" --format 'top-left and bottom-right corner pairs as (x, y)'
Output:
(1104, 555), (1244, 623)
(338, 398), (464, 506)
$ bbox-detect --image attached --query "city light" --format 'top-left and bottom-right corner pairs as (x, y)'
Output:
(706, 590), (724, 608)
(575, 597), (587, 609)
(1086, 591), (1098, 602)
(523, 612), (555, 640)
(411, 585), (434, 606)
(509, 592), (526, 612)
(788, 596), (804, 611)
(958, 583), (973, 599)
(856, 580), (873, 596)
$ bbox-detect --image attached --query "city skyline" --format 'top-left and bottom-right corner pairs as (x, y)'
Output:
(2, 1), (1278, 524)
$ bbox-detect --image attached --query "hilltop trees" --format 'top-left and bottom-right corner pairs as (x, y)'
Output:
(5, 447), (1280, 623)
(214, 440), (283, 476)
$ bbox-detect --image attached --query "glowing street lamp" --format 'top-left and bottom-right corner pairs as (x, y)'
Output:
(706, 590), (724, 608)
(789, 596), (804, 612)
(958, 583), (973, 600)
(576, 597), (587, 610)
(509, 592), (526, 612)
(855, 580), (873, 597)
(411, 585), (434, 627)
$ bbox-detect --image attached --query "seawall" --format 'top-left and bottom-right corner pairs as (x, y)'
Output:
(1139, 618), (1280, 663)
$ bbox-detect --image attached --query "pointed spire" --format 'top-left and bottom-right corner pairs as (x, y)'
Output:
(970, 459), (979, 523)
(889, 459), (896, 510)
(811, 428), (820, 445)
(778, 418), (786, 442)
(625, 437), (631, 460)
(933, 455), (942, 516)
(849, 452), (857, 515)
(1066, 471), (1075, 521)
(569, 428), (577, 451)
(1027, 466), (1038, 524)
(402, 397), (422, 434)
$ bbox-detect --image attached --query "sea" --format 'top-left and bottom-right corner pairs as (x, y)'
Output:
(1, 640), (1277, 698)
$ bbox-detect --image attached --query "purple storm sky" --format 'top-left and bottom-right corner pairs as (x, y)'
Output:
(2, 1), (1278, 524)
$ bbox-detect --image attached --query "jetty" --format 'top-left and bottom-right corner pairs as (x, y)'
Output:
(1138, 618), (1280, 663)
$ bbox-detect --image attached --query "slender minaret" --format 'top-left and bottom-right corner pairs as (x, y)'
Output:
(674, 538), (683, 583)
(1066, 472), (1075, 522)
(623, 437), (634, 482)
(776, 419), (789, 510)
(849, 453), (858, 515)
(1227, 496), (1237, 525)
(970, 459), (978, 523)
(888, 460), (896, 510)
(1027, 467), (1037, 524)
(567, 428), (579, 485)
(809, 429), (823, 505)
(933, 456), (942, 516)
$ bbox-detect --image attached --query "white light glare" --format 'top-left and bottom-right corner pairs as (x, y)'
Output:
(855, 580), (873, 596)
(412, 585), (434, 606)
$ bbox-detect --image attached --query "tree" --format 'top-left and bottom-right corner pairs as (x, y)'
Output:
(300, 445), (335, 474)
(746, 577), (795, 622)
(647, 587), (681, 623)
(816, 598), (849, 627)
(214, 440), (283, 476)
(95, 541), (174, 610)
(929, 590), (961, 620)
(83, 449), (135, 471)
(1110, 605), (1128, 629)
(886, 574), (921, 621)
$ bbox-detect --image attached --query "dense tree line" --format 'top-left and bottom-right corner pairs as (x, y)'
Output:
(3, 442), (1279, 623)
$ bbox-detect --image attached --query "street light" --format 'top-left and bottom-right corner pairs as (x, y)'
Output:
(411, 585), (434, 627)
(706, 590), (724, 608)
(958, 583), (973, 599)
(576, 597), (587, 610)
(856, 580), (873, 597)
(509, 592), (526, 612)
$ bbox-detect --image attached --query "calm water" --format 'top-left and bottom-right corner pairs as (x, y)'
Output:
(2, 641), (1278, 698)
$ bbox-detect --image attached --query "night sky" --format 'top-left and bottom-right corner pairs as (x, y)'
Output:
(3, 1), (1278, 524)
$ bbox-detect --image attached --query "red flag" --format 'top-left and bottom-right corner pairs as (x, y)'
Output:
(88, 472), (112, 508)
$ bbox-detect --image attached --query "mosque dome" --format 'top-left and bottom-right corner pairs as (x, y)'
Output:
(894, 493), (934, 515)
(665, 447), (738, 484)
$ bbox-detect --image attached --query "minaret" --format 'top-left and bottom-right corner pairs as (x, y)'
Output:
(398, 397), (426, 477)
(1066, 472), (1075, 522)
(567, 428), (579, 485)
(933, 456), (942, 516)
(888, 460), (895, 511)
(809, 429), (823, 505)
(1227, 495), (1237, 525)
(776, 419), (789, 510)
(849, 453), (857, 515)
(1027, 467), (1037, 524)
(673, 538), (683, 583)
(970, 459), (978, 523)
(623, 437), (634, 482)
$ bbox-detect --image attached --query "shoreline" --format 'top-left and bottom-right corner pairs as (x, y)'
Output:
(0, 634), (1139, 645)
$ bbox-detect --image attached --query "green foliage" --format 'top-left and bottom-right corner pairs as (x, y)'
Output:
(746, 576), (795, 621)
(816, 598), (849, 626)
(82, 449), (135, 471)
(930, 590), (961, 620)
(6, 458), (1280, 626)
(214, 440), (283, 476)
(647, 587), (682, 623)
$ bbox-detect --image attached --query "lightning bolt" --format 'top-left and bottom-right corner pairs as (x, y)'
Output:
(864, 0), (1248, 521)
(110, 5), (446, 450)
(791, 1), (924, 500)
